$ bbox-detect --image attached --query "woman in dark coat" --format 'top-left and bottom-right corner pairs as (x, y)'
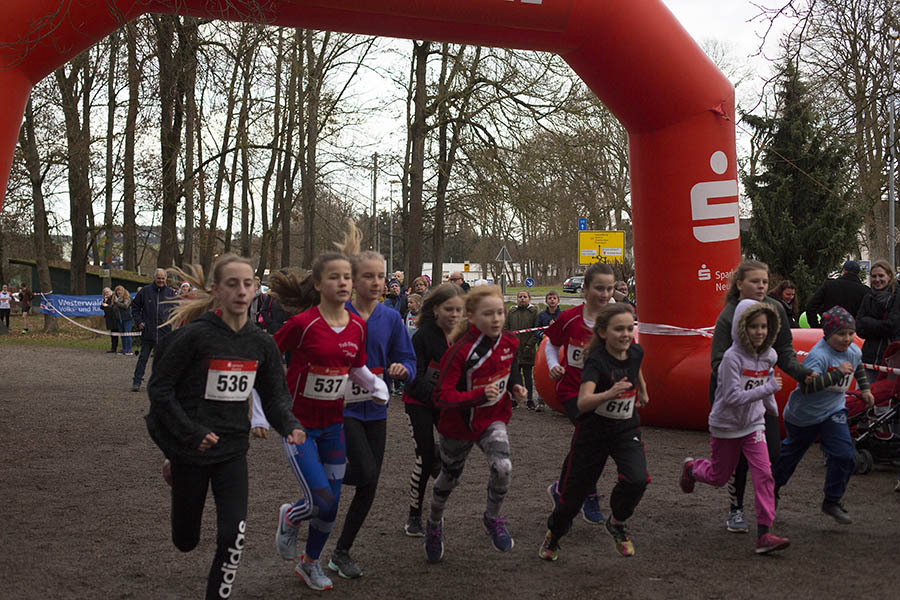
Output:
(100, 287), (119, 353)
(856, 260), (899, 383)
(768, 279), (800, 329)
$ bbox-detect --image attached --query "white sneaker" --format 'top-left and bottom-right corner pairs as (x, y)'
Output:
(275, 503), (299, 561)
(295, 554), (334, 591)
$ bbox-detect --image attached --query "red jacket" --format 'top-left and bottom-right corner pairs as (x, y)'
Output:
(435, 325), (519, 440)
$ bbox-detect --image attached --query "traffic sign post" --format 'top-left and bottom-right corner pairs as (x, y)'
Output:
(578, 231), (625, 265)
(578, 218), (587, 231)
(496, 246), (513, 295)
(525, 277), (535, 288)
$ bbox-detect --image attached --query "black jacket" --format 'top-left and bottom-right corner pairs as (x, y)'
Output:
(405, 320), (450, 406)
(856, 286), (900, 366)
(100, 296), (118, 331)
(132, 282), (178, 342)
(145, 312), (301, 465)
(805, 273), (870, 328)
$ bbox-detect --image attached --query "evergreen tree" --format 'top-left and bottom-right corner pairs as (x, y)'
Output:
(742, 62), (860, 303)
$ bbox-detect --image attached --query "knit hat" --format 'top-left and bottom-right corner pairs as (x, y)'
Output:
(841, 260), (860, 274)
(389, 280), (401, 288)
(821, 306), (855, 339)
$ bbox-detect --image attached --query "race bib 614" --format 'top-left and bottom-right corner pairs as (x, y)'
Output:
(594, 389), (635, 420)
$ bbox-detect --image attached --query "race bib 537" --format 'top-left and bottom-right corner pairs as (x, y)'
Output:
(303, 366), (349, 401)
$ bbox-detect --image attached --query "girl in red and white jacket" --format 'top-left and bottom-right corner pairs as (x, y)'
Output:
(424, 286), (527, 563)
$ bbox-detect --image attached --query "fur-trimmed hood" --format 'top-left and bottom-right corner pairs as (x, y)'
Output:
(732, 299), (780, 356)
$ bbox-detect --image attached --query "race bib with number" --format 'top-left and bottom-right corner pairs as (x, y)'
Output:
(473, 369), (511, 407)
(205, 360), (258, 402)
(425, 360), (441, 386)
(566, 337), (587, 369)
(344, 367), (385, 403)
(824, 367), (852, 393)
(594, 389), (636, 420)
(741, 368), (770, 391)
(303, 366), (349, 401)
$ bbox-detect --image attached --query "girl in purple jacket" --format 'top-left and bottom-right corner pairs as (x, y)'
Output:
(679, 299), (790, 555)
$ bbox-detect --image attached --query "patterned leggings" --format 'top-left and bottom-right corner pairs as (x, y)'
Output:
(429, 421), (511, 523)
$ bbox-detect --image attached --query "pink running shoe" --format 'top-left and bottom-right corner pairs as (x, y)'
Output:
(755, 532), (790, 555)
(679, 458), (695, 493)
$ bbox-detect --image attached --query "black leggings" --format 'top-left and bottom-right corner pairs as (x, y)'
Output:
(0, 308), (9, 328)
(709, 373), (781, 509)
(336, 417), (387, 552)
(405, 402), (441, 515)
(518, 362), (534, 400)
(171, 454), (248, 600)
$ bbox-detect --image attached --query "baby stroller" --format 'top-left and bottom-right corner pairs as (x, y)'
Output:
(847, 342), (900, 474)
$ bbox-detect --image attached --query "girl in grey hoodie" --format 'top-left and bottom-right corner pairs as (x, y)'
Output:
(680, 299), (790, 555)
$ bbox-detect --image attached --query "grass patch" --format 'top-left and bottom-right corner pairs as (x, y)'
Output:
(504, 284), (581, 298)
(0, 314), (122, 350)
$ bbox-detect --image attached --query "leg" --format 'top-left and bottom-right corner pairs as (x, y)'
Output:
(818, 410), (856, 503)
(335, 418), (385, 552)
(477, 421), (512, 518)
(428, 435), (474, 524)
(170, 458), (210, 554)
(729, 455), (749, 510)
(741, 432), (775, 528)
(771, 420), (819, 490)
(548, 421), (609, 542)
(692, 436), (745, 488)
(521, 363), (534, 406)
(206, 455), (248, 600)
(110, 331), (119, 352)
(608, 427), (650, 523)
(305, 424), (346, 561)
(121, 321), (133, 353)
(132, 339), (155, 386)
(405, 403), (438, 517)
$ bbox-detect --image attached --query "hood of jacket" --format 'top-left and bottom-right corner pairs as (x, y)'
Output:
(732, 299), (779, 356)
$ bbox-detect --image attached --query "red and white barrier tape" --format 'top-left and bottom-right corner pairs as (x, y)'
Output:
(635, 323), (717, 338)
(40, 293), (143, 337)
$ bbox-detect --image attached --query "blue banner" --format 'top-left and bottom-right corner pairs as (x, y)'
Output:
(40, 293), (128, 317)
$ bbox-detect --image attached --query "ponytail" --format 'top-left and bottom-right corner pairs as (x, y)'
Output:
(334, 219), (385, 279)
(163, 253), (254, 328)
(269, 252), (351, 314)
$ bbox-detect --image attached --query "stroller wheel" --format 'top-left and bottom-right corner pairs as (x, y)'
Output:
(855, 449), (874, 475)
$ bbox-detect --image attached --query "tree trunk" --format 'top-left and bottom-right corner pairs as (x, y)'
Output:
(180, 17), (199, 266)
(301, 31), (327, 268)
(123, 22), (139, 272)
(408, 41), (429, 281)
(257, 29), (285, 278)
(103, 31), (118, 267)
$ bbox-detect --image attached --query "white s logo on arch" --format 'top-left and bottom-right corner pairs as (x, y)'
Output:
(691, 151), (739, 243)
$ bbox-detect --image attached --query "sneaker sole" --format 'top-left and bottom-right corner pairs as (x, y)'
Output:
(276, 504), (297, 561)
(294, 567), (333, 591)
(822, 512), (853, 525)
(726, 525), (749, 533)
(547, 484), (559, 512)
(538, 550), (558, 562)
(581, 510), (605, 525)
(404, 526), (425, 538)
(483, 523), (515, 552)
(327, 559), (362, 579)
(755, 539), (790, 554)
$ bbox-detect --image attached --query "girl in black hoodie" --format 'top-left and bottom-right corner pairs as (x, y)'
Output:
(401, 283), (465, 536)
(146, 254), (305, 600)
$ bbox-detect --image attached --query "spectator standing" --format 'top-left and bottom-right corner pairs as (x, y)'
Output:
(448, 271), (470, 293)
(769, 280), (800, 328)
(805, 260), (870, 328)
(406, 293), (422, 337)
(131, 268), (178, 392)
(100, 287), (119, 353)
(384, 280), (408, 317)
(411, 276), (429, 297)
(613, 281), (637, 314)
(19, 285), (33, 333)
(114, 285), (134, 355)
(533, 290), (563, 412)
(856, 260), (900, 383)
(0, 284), (11, 328)
(505, 290), (539, 409)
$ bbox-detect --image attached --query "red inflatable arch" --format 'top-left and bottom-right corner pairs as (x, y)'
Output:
(0, 0), (821, 429)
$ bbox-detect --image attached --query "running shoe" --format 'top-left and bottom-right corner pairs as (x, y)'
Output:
(131, 383), (140, 392)
(483, 513), (514, 552)
(726, 507), (749, 533)
(162, 459), (173, 487)
(821, 499), (852, 524)
(755, 532), (790, 555)
(275, 503), (299, 561)
(535, 401), (545, 413)
(328, 548), (362, 579)
(424, 519), (444, 563)
(605, 519), (635, 557)
(581, 493), (606, 524)
(547, 481), (560, 513)
(538, 530), (559, 561)
(679, 457), (695, 493)
(526, 400), (536, 410)
(404, 513), (424, 537)
(295, 554), (334, 591)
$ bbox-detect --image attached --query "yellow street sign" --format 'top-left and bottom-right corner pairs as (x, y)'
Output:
(578, 230), (625, 265)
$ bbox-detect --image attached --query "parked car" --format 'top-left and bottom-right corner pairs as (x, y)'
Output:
(562, 275), (584, 293)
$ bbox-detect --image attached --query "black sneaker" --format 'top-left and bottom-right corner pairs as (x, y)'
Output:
(526, 400), (536, 410)
(405, 513), (425, 537)
(821, 500), (852, 524)
(328, 548), (362, 579)
(131, 383), (141, 392)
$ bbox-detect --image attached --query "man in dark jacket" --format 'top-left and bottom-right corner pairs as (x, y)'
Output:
(131, 268), (178, 391)
(805, 260), (871, 329)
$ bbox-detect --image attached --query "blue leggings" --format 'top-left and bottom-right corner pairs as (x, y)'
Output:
(282, 423), (346, 559)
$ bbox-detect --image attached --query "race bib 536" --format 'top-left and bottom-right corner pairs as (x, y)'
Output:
(205, 360), (257, 401)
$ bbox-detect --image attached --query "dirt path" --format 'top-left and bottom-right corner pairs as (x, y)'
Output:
(1, 345), (897, 599)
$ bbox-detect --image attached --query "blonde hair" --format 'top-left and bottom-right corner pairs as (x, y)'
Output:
(163, 254), (253, 328)
(114, 285), (127, 297)
(334, 219), (385, 279)
(450, 285), (504, 342)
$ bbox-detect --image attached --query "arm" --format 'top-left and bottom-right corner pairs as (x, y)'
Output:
(576, 378), (633, 413)
(856, 296), (892, 339)
(799, 370), (844, 394)
(717, 354), (780, 407)
(805, 284), (826, 328)
(636, 368), (649, 408)
(434, 344), (487, 409)
(405, 331), (435, 403)
(387, 313), (417, 382)
(254, 337), (303, 436)
(131, 289), (144, 327)
(770, 300), (813, 381)
(709, 312), (732, 374)
(854, 363), (875, 408)
(272, 316), (303, 354)
(349, 365), (389, 402)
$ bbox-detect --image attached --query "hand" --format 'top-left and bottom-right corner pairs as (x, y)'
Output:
(388, 363), (408, 380)
(137, 322), (145, 330)
(773, 374), (783, 391)
(251, 427), (268, 440)
(286, 428), (307, 445)
(861, 391), (875, 409)
(549, 365), (565, 380)
(198, 432), (219, 452)
(608, 377), (633, 398)
(837, 361), (853, 375)
(511, 384), (527, 403)
(804, 372), (819, 385)
(637, 389), (649, 408)
(484, 384), (499, 403)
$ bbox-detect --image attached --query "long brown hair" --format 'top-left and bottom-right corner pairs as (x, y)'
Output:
(450, 285), (504, 342)
(586, 302), (635, 356)
(768, 279), (798, 317)
(163, 254), (254, 328)
(583, 262), (615, 289)
(334, 219), (385, 280)
(417, 282), (465, 328)
(268, 253), (351, 315)
(725, 259), (769, 304)
(870, 259), (896, 292)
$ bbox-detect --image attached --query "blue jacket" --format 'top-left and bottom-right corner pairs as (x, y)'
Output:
(343, 301), (416, 421)
(132, 282), (178, 343)
(535, 307), (562, 341)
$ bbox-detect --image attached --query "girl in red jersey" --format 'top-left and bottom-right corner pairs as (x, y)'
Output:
(401, 283), (465, 536)
(539, 303), (650, 562)
(544, 262), (619, 524)
(266, 254), (388, 592)
(145, 255), (305, 600)
(424, 286), (527, 563)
